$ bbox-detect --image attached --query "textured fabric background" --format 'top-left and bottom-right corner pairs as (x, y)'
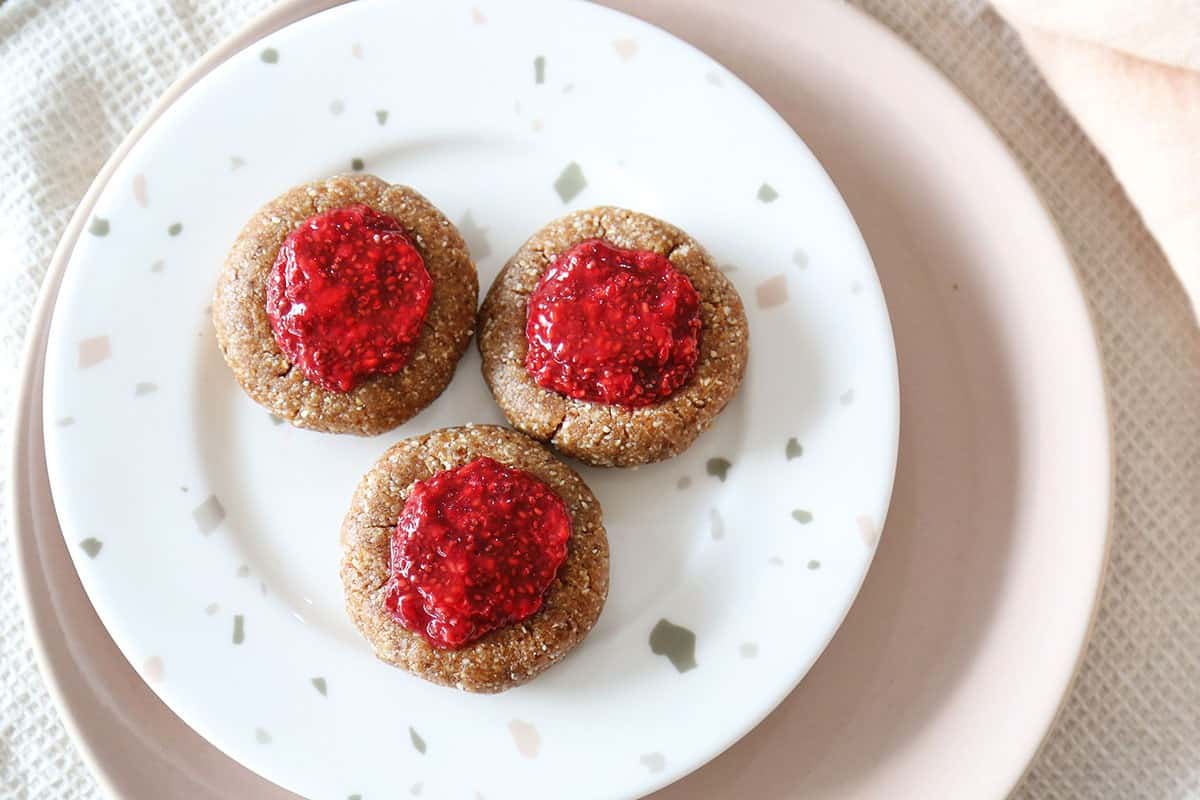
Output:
(1, 1), (1197, 798)
(0, 4), (276, 797)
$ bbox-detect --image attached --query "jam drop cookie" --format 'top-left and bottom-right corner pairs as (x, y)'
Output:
(213, 174), (477, 435)
(340, 425), (608, 692)
(479, 207), (748, 466)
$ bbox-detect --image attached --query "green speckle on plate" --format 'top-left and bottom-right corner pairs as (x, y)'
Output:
(649, 618), (697, 672)
(410, 725), (426, 754)
(786, 437), (803, 460)
(807, 559), (821, 570)
(88, 217), (110, 236)
(534, 55), (546, 84)
(706, 457), (731, 481)
(233, 614), (245, 644)
(553, 161), (586, 203)
(757, 183), (779, 202)
(791, 509), (813, 524)
(80, 538), (103, 558)
(260, 48), (279, 64)
(376, 109), (389, 125)
(351, 157), (365, 171)
(167, 222), (183, 236)
(311, 677), (327, 696)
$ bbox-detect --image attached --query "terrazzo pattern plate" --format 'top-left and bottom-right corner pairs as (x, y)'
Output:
(40, 1), (898, 797)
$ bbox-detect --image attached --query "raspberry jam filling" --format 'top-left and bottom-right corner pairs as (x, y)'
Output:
(525, 238), (702, 407)
(265, 204), (432, 393)
(384, 457), (572, 650)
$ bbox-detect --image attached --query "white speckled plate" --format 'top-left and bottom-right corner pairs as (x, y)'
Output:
(40, 1), (898, 797)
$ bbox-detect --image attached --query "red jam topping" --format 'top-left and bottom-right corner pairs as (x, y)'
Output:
(265, 204), (432, 393)
(525, 238), (702, 407)
(384, 457), (572, 650)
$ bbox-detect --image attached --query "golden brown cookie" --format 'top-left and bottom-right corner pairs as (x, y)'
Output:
(478, 207), (748, 466)
(340, 425), (609, 693)
(213, 174), (477, 435)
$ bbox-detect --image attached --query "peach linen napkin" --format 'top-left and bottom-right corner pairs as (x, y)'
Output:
(991, 0), (1200, 319)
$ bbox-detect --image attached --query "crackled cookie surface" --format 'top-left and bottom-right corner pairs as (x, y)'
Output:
(340, 425), (608, 693)
(214, 174), (477, 434)
(479, 207), (748, 466)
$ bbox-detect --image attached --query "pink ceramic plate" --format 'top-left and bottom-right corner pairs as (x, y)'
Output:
(12, 1), (1110, 798)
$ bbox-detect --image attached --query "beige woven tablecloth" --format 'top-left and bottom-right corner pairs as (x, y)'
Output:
(1, 1), (1197, 797)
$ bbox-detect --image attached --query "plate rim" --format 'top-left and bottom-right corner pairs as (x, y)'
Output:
(808, 6), (1113, 793)
(833, 8), (1115, 793)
